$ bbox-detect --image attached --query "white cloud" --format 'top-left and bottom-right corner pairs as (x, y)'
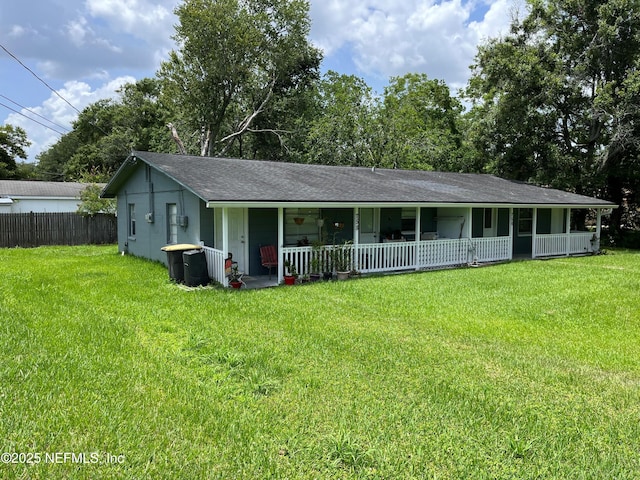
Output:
(310, 0), (519, 89)
(85, 0), (177, 44)
(6, 76), (136, 163)
(2, 0), (524, 162)
(66, 17), (90, 47)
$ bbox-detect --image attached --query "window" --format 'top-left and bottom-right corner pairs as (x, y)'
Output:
(518, 208), (533, 236)
(128, 204), (136, 238)
(484, 208), (493, 229)
(167, 203), (178, 244)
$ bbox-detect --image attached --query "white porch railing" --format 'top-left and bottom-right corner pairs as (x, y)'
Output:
(282, 236), (512, 276)
(202, 246), (227, 286)
(534, 232), (595, 257)
(470, 236), (512, 263)
(417, 239), (469, 268)
(360, 242), (416, 273)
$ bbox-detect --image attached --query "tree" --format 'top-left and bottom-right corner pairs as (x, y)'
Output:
(301, 71), (379, 166)
(157, 0), (321, 158)
(378, 74), (467, 171)
(36, 78), (170, 181)
(466, 0), (640, 233)
(77, 183), (116, 216)
(0, 124), (30, 179)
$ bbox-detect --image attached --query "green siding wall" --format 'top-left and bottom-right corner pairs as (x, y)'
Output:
(497, 208), (509, 236)
(116, 162), (208, 265)
(248, 209), (278, 275)
(420, 207), (437, 234)
(537, 209), (552, 235)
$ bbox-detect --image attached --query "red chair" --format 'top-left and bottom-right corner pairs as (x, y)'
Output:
(260, 245), (278, 279)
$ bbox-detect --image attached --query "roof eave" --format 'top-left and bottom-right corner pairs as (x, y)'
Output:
(205, 200), (617, 209)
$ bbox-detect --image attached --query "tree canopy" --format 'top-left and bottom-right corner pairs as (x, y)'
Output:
(0, 124), (30, 179)
(31, 0), (640, 236)
(36, 78), (170, 181)
(466, 0), (640, 232)
(157, 0), (321, 158)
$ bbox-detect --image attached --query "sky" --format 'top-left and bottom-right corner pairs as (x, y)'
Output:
(0, 0), (522, 163)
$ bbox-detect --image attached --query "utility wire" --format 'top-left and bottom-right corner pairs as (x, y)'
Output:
(1, 42), (129, 150)
(1, 43), (83, 115)
(0, 93), (71, 133)
(0, 101), (67, 136)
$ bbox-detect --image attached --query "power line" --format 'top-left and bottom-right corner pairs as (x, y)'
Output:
(0, 43), (83, 115)
(0, 101), (67, 136)
(0, 94), (71, 133)
(1, 42), (130, 150)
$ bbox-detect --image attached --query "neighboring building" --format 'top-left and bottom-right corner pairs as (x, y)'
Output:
(0, 180), (93, 213)
(101, 151), (616, 286)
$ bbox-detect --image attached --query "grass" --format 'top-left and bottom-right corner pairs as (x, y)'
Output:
(0, 245), (639, 479)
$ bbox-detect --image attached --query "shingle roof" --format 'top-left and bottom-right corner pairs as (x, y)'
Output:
(102, 151), (615, 207)
(0, 180), (95, 198)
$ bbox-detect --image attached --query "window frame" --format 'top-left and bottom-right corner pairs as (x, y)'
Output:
(517, 208), (533, 236)
(167, 203), (178, 244)
(128, 203), (136, 238)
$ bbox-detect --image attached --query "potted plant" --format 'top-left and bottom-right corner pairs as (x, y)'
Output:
(228, 264), (243, 289)
(334, 240), (352, 280)
(283, 260), (298, 285)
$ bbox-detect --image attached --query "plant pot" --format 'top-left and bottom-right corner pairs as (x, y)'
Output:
(323, 272), (333, 281)
(284, 275), (296, 285)
(310, 273), (321, 282)
(336, 271), (350, 280)
(230, 281), (242, 289)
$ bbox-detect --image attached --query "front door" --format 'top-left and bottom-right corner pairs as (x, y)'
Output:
(360, 208), (379, 244)
(228, 208), (247, 272)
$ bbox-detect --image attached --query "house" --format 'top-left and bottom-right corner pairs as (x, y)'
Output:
(101, 151), (616, 286)
(0, 180), (93, 213)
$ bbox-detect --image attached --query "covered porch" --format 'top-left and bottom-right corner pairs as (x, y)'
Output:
(200, 203), (610, 287)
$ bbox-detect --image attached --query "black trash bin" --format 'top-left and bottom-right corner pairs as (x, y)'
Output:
(161, 244), (202, 283)
(183, 249), (209, 287)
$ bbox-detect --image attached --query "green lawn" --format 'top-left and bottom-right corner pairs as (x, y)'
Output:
(1, 246), (639, 479)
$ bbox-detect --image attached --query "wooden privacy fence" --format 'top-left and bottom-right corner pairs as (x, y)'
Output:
(0, 212), (117, 248)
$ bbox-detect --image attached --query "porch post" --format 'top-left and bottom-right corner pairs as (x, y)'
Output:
(415, 206), (421, 270)
(565, 208), (571, 256)
(277, 207), (284, 283)
(353, 208), (360, 271)
(222, 207), (229, 287)
(509, 208), (514, 260)
(532, 208), (538, 258)
(595, 208), (602, 252)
